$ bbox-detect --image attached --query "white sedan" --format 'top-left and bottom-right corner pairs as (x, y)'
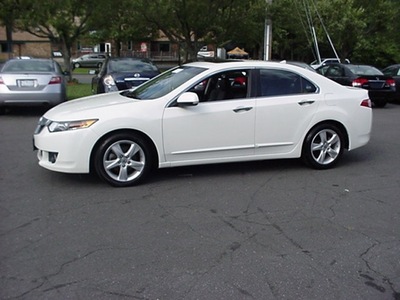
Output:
(33, 61), (372, 187)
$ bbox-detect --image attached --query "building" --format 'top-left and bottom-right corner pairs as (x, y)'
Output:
(0, 26), (180, 68)
(0, 26), (58, 61)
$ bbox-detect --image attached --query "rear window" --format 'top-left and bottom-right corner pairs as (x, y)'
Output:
(348, 65), (383, 76)
(2, 60), (55, 72)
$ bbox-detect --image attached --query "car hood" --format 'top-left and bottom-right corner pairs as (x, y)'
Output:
(44, 92), (136, 120)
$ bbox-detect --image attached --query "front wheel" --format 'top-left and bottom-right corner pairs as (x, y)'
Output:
(302, 124), (344, 169)
(93, 133), (153, 187)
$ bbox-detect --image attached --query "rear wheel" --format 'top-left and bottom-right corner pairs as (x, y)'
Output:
(302, 124), (344, 169)
(74, 62), (80, 69)
(93, 133), (153, 187)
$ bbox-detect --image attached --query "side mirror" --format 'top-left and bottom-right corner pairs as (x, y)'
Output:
(177, 92), (199, 106)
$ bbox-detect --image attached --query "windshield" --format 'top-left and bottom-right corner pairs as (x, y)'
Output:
(108, 59), (158, 73)
(121, 66), (206, 100)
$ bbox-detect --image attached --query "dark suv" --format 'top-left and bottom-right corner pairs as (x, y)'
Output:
(72, 53), (108, 69)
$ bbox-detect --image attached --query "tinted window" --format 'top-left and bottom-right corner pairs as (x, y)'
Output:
(189, 69), (249, 102)
(259, 69), (316, 97)
(2, 60), (55, 72)
(108, 60), (158, 72)
(347, 65), (383, 76)
(382, 67), (400, 76)
(326, 65), (344, 77)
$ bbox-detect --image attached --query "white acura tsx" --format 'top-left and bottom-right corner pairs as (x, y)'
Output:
(34, 61), (372, 187)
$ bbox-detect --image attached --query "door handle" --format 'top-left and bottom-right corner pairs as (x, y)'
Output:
(233, 106), (253, 113)
(298, 100), (315, 106)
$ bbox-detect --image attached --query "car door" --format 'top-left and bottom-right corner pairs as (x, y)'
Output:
(254, 68), (320, 156)
(162, 69), (256, 164)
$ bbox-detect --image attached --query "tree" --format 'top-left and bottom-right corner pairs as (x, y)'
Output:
(87, 0), (157, 57)
(14, 0), (107, 78)
(131, 0), (267, 62)
(0, 0), (24, 59)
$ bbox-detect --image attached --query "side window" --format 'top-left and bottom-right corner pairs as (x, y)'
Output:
(316, 65), (330, 75)
(189, 69), (249, 102)
(326, 65), (343, 77)
(259, 69), (317, 97)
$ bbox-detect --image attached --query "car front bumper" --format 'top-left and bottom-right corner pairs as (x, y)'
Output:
(33, 126), (97, 174)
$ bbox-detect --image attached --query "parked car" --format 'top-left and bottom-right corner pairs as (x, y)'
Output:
(91, 57), (160, 94)
(316, 63), (396, 107)
(382, 64), (400, 103)
(311, 58), (350, 69)
(72, 53), (107, 69)
(33, 61), (372, 187)
(0, 58), (67, 113)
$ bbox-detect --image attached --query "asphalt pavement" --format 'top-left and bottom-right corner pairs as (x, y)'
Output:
(1, 104), (400, 299)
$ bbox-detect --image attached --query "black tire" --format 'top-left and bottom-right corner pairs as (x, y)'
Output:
(93, 132), (154, 187)
(74, 62), (80, 69)
(302, 124), (344, 169)
(97, 62), (103, 68)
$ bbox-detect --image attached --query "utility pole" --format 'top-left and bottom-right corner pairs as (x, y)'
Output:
(264, 0), (273, 60)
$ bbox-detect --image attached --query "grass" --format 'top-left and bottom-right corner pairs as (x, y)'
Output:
(67, 67), (93, 100)
(67, 83), (92, 100)
(72, 67), (93, 75)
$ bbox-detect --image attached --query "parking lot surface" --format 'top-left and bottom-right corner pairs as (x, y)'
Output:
(1, 105), (399, 299)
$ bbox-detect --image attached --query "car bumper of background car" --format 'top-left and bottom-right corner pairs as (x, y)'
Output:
(368, 89), (396, 101)
(0, 88), (65, 106)
(34, 127), (97, 173)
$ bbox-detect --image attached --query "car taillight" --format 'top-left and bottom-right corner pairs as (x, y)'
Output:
(386, 78), (395, 87)
(352, 78), (368, 87)
(361, 99), (372, 108)
(49, 76), (62, 84)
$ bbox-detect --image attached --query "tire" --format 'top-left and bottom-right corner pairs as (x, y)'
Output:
(302, 124), (344, 169)
(74, 62), (80, 69)
(93, 133), (154, 187)
(97, 62), (103, 68)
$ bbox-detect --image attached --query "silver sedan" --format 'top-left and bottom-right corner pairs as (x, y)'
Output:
(0, 58), (67, 113)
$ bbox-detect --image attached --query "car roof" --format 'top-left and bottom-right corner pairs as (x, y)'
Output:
(185, 60), (311, 70)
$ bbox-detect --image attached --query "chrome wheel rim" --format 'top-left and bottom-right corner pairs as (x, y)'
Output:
(103, 140), (145, 182)
(310, 129), (341, 165)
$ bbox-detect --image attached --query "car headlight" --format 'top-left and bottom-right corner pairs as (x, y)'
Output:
(103, 75), (118, 92)
(48, 119), (98, 132)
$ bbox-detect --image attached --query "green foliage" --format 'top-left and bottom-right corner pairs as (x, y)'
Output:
(131, 0), (267, 61)
(269, 0), (400, 66)
(67, 83), (92, 100)
(1, 0), (399, 67)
